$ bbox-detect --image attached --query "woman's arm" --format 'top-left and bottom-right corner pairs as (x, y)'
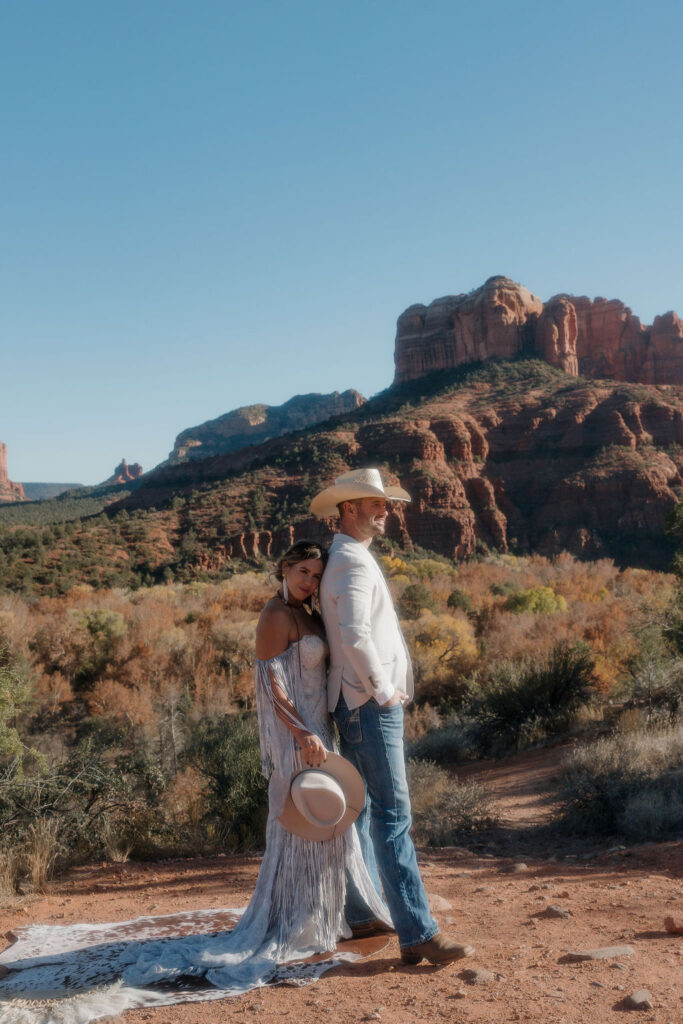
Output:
(256, 602), (327, 766)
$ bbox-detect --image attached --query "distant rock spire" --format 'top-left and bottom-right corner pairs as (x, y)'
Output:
(0, 442), (25, 502)
(103, 460), (143, 485)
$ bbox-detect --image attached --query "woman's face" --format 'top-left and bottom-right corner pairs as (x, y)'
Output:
(284, 557), (324, 604)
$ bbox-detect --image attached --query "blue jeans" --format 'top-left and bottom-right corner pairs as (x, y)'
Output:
(334, 693), (438, 949)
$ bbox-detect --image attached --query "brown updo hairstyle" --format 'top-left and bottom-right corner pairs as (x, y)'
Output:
(274, 539), (328, 605)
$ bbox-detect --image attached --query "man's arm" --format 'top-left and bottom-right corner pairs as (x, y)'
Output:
(333, 561), (396, 705)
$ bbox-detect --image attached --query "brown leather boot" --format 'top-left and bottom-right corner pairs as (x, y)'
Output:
(401, 932), (475, 965)
(350, 918), (396, 939)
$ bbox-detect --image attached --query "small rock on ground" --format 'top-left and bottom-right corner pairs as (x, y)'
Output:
(561, 945), (635, 962)
(460, 968), (496, 985)
(624, 990), (653, 1010)
(664, 916), (683, 935)
(543, 905), (571, 919)
(427, 892), (452, 912)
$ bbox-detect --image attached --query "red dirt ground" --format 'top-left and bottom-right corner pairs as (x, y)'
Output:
(1, 746), (681, 1023)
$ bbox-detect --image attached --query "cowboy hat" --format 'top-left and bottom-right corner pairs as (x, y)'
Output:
(278, 750), (365, 841)
(310, 468), (411, 519)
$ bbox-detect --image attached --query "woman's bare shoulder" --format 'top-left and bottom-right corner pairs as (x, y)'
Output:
(256, 598), (292, 660)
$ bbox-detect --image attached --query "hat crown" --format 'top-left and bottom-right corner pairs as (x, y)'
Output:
(334, 468), (384, 490)
(290, 770), (346, 828)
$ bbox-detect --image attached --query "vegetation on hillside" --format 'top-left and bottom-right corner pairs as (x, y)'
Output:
(1, 545), (681, 893)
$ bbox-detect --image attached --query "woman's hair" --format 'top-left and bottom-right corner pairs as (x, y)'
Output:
(274, 539), (328, 582)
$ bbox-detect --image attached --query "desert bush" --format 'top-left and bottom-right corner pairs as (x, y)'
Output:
(184, 714), (268, 851)
(447, 588), (472, 614)
(468, 642), (594, 751)
(406, 715), (483, 764)
(504, 586), (567, 615)
(24, 816), (64, 890)
(0, 642), (36, 770)
(407, 759), (496, 845)
(560, 724), (683, 839)
(398, 583), (438, 620)
(403, 611), (478, 700)
(0, 843), (22, 897)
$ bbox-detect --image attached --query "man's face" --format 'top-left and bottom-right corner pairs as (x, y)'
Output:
(352, 497), (388, 539)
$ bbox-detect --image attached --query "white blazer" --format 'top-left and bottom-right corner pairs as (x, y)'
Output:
(320, 533), (414, 712)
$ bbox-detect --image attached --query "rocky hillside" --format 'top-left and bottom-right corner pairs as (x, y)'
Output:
(111, 360), (683, 570)
(0, 442), (24, 502)
(395, 276), (683, 386)
(168, 390), (365, 463)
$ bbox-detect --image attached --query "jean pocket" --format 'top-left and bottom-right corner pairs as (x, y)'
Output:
(337, 705), (362, 744)
(378, 700), (403, 716)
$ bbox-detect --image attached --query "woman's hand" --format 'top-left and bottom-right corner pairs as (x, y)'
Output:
(295, 730), (327, 767)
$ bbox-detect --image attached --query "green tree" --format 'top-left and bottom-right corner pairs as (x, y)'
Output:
(398, 583), (438, 621)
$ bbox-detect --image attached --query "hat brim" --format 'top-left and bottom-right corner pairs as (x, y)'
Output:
(310, 483), (411, 519)
(278, 751), (366, 841)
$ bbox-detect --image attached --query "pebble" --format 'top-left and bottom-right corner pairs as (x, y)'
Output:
(502, 862), (528, 874)
(561, 945), (635, 962)
(624, 989), (653, 1010)
(611, 962), (628, 971)
(664, 916), (683, 935)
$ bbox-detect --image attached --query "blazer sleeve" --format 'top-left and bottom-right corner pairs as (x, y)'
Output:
(332, 560), (395, 705)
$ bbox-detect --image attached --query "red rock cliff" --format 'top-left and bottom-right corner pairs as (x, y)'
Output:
(0, 443), (25, 502)
(394, 276), (683, 386)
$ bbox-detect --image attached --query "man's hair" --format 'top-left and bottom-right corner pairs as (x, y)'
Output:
(336, 498), (364, 519)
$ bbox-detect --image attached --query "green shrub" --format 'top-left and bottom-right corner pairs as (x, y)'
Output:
(407, 759), (496, 845)
(398, 583), (438, 620)
(504, 586), (567, 615)
(447, 589), (472, 614)
(559, 724), (683, 839)
(468, 642), (594, 751)
(406, 716), (483, 764)
(184, 714), (268, 851)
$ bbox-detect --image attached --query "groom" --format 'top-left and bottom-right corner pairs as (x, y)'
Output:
(311, 468), (474, 965)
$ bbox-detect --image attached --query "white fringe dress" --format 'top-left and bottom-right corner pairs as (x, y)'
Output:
(0, 636), (391, 1023)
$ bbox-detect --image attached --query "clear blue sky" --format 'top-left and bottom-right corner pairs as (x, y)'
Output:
(2, 0), (682, 485)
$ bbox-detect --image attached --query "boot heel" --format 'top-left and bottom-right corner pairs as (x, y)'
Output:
(400, 952), (422, 965)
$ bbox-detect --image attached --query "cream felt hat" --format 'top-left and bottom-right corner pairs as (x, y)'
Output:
(310, 467), (411, 519)
(278, 751), (365, 841)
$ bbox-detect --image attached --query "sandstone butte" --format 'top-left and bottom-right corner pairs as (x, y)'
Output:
(394, 275), (683, 386)
(168, 390), (366, 463)
(0, 441), (25, 503)
(112, 275), (683, 570)
(115, 363), (683, 571)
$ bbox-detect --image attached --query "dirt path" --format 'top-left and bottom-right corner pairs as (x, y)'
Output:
(1, 746), (681, 1024)
(458, 743), (569, 830)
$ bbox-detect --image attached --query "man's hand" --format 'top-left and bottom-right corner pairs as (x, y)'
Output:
(385, 688), (408, 707)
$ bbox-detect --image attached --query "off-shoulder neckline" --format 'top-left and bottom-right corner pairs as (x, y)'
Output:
(255, 634), (326, 664)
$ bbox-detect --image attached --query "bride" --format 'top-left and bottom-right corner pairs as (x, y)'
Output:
(0, 541), (391, 1020)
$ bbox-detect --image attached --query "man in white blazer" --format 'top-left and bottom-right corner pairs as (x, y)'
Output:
(312, 468), (474, 966)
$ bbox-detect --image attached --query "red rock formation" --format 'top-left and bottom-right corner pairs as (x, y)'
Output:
(104, 460), (143, 485)
(394, 278), (683, 386)
(0, 443), (25, 502)
(395, 277), (543, 382)
(536, 296), (579, 375)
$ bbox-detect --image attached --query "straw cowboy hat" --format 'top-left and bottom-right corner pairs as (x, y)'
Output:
(278, 751), (365, 841)
(310, 467), (411, 519)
